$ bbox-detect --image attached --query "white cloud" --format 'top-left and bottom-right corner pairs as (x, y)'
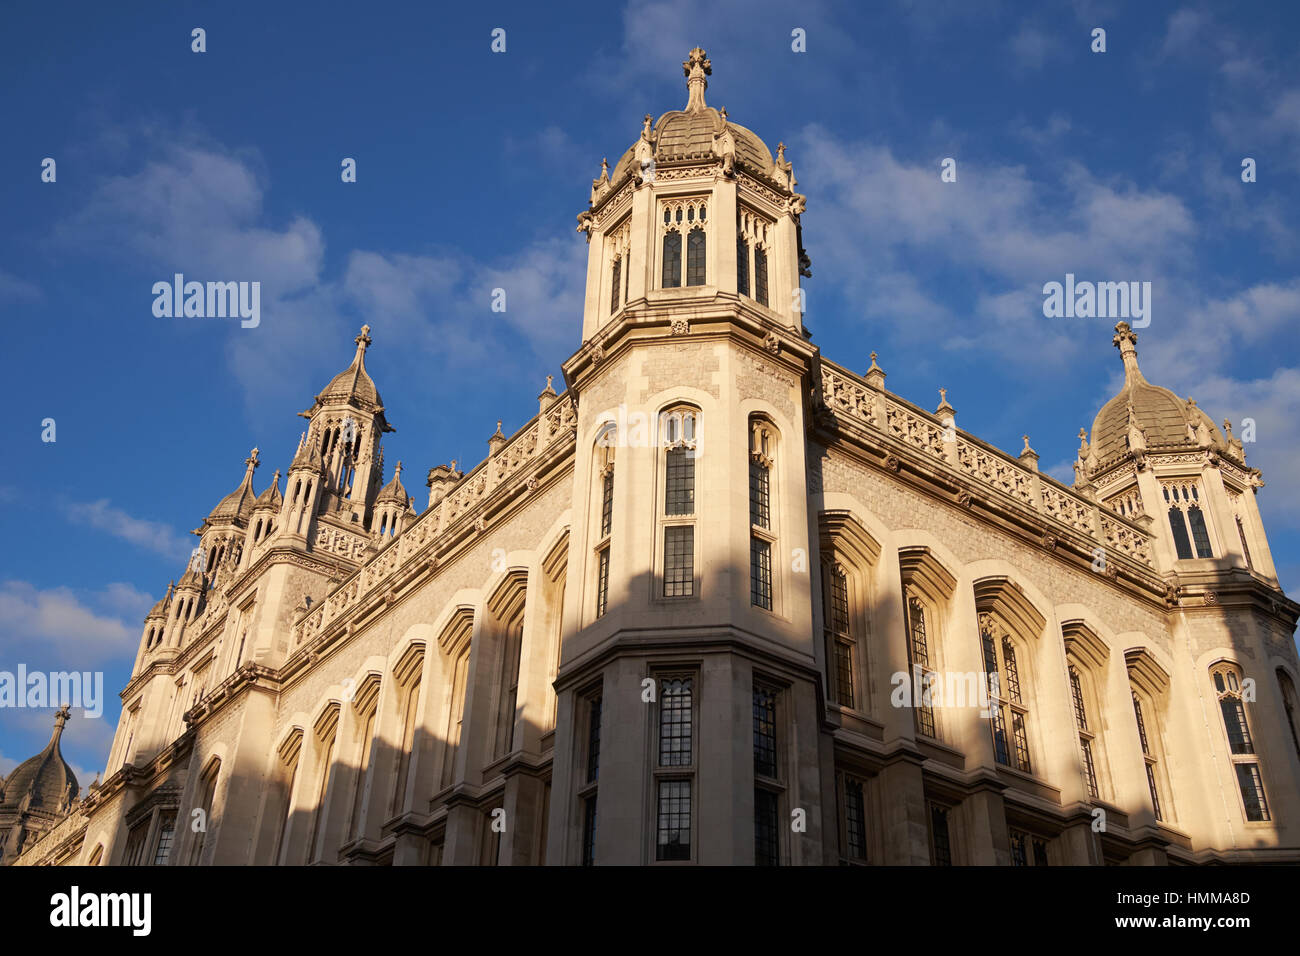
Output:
(62, 499), (192, 561)
(0, 580), (147, 664)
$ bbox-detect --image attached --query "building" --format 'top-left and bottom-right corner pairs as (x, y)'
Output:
(0, 707), (79, 864)
(13, 48), (1300, 867)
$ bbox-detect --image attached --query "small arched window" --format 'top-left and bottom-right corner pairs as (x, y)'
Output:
(737, 236), (750, 296)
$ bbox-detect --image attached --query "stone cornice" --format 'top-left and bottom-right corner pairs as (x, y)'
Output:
(813, 358), (1166, 601)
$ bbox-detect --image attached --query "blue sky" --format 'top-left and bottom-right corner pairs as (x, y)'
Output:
(2, 0), (1298, 784)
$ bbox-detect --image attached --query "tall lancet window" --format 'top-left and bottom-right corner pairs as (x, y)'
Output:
(686, 227), (706, 286)
(980, 613), (1031, 773)
(610, 256), (622, 314)
(754, 246), (769, 306)
(737, 235), (750, 296)
(662, 231), (682, 288)
(1212, 662), (1269, 821)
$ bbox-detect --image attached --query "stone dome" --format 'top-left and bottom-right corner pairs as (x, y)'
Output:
(611, 108), (774, 184)
(253, 470), (283, 510)
(377, 461), (410, 505)
(207, 449), (261, 522)
(1088, 323), (1225, 467)
(314, 325), (383, 408)
(608, 48), (780, 188)
(0, 707), (78, 812)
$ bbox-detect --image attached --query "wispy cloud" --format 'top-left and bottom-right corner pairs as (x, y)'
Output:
(62, 499), (192, 561)
(0, 579), (150, 664)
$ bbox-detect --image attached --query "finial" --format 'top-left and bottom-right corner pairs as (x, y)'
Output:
(1112, 321), (1145, 386)
(720, 106), (728, 122)
(683, 47), (711, 112)
(939, 387), (947, 403)
(601, 157), (608, 177)
(272, 468), (281, 485)
(355, 324), (372, 356)
(245, 447), (260, 472)
(1022, 435), (1031, 453)
(450, 459), (457, 472)
(1223, 419), (1234, 438)
(547, 374), (554, 389)
(777, 142), (786, 162)
(53, 704), (71, 738)
(395, 461), (403, 480)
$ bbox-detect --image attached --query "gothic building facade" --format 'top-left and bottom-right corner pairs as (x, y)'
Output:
(14, 49), (1300, 866)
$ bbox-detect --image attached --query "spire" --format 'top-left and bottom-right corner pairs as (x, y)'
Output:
(683, 47), (711, 112)
(354, 323), (372, 363)
(1112, 321), (1147, 386)
(244, 447), (260, 476)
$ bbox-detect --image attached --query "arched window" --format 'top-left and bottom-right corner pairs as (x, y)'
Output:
(749, 419), (775, 611)
(1132, 691), (1164, 821)
(1212, 662), (1269, 821)
(441, 642), (472, 790)
(659, 407), (699, 599)
(980, 613), (1031, 772)
(594, 425), (616, 620)
(1163, 481), (1214, 559)
(737, 236), (750, 296)
(348, 678), (380, 842)
(686, 228), (706, 286)
(494, 607), (525, 758)
(905, 594), (936, 737)
(307, 712), (339, 863)
(391, 671), (423, 816)
(662, 232), (682, 288)
(661, 200), (707, 288)
(1069, 666), (1099, 798)
(1278, 669), (1300, 760)
(610, 255), (622, 314)
(823, 564), (854, 708)
(189, 758), (220, 864)
(754, 247), (769, 306)
(272, 731), (302, 866)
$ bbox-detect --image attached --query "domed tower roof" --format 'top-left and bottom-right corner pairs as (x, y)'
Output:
(253, 469), (283, 510)
(207, 448), (261, 522)
(299, 326), (394, 432)
(0, 707), (78, 812)
(1088, 322), (1225, 469)
(609, 48), (779, 188)
(145, 581), (174, 621)
(376, 461), (410, 505)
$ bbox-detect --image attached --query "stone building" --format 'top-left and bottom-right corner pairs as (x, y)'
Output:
(1, 707), (79, 864)
(14, 49), (1300, 867)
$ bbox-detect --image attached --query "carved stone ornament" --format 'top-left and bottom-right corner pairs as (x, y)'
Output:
(1040, 533), (1058, 551)
(591, 343), (605, 364)
(526, 475), (539, 492)
(477, 516), (488, 533)
(1105, 565), (1119, 581)
(763, 331), (781, 354)
(884, 454), (901, 473)
(1204, 591), (1219, 606)
(671, 319), (690, 335)
(956, 490), (973, 508)
(1164, 583), (1181, 607)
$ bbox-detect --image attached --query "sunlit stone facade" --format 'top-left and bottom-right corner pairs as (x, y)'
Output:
(15, 49), (1300, 867)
